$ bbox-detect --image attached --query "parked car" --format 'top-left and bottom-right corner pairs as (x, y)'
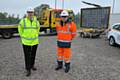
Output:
(108, 23), (120, 46)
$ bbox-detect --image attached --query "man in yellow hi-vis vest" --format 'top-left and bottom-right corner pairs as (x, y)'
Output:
(18, 7), (40, 77)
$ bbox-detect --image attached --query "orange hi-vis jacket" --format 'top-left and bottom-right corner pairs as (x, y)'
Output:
(56, 21), (77, 48)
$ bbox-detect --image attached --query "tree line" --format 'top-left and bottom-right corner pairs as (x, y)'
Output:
(0, 12), (20, 25)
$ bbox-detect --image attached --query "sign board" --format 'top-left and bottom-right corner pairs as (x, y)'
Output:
(81, 7), (110, 29)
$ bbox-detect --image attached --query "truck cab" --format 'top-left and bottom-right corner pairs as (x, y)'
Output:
(35, 8), (74, 34)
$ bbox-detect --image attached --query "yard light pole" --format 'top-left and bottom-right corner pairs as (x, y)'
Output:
(112, 0), (115, 13)
(62, 0), (64, 9)
(55, 0), (57, 9)
(55, 0), (64, 9)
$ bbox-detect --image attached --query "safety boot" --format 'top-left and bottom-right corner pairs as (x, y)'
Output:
(26, 70), (31, 77)
(65, 62), (70, 73)
(32, 67), (37, 71)
(55, 61), (63, 70)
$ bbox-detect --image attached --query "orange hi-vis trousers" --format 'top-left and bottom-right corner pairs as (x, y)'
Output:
(57, 47), (71, 63)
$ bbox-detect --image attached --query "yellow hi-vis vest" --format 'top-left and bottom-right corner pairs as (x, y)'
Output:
(18, 16), (40, 46)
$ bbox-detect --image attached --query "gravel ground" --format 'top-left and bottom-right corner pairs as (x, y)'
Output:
(0, 34), (120, 80)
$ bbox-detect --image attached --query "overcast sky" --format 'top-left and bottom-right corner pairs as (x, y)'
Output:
(0, 0), (120, 18)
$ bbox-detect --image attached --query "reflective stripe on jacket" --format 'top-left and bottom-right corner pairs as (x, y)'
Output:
(56, 21), (77, 48)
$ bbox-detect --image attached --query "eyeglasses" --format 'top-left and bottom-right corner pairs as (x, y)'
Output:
(61, 16), (68, 18)
(27, 11), (34, 13)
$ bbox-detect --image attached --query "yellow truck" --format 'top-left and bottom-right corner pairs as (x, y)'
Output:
(0, 24), (18, 39)
(0, 5), (74, 39)
(34, 5), (74, 33)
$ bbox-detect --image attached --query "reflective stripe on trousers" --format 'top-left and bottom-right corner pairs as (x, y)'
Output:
(57, 47), (71, 63)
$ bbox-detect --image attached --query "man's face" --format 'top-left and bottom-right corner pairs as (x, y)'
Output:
(27, 11), (34, 17)
(61, 16), (68, 22)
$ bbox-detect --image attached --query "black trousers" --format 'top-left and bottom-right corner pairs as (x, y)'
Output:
(23, 44), (38, 70)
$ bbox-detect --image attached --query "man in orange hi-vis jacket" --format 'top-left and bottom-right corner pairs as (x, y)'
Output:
(55, 10), (77, 73)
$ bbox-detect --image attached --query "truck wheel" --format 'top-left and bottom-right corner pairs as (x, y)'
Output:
(44, 30), (47, 34)
(2, 32), (13, 39)
(109, 37), (115, 46)
(96, 35), (100, 38)
(80, 33), (85, 38)
(50, 28), (57, 34)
